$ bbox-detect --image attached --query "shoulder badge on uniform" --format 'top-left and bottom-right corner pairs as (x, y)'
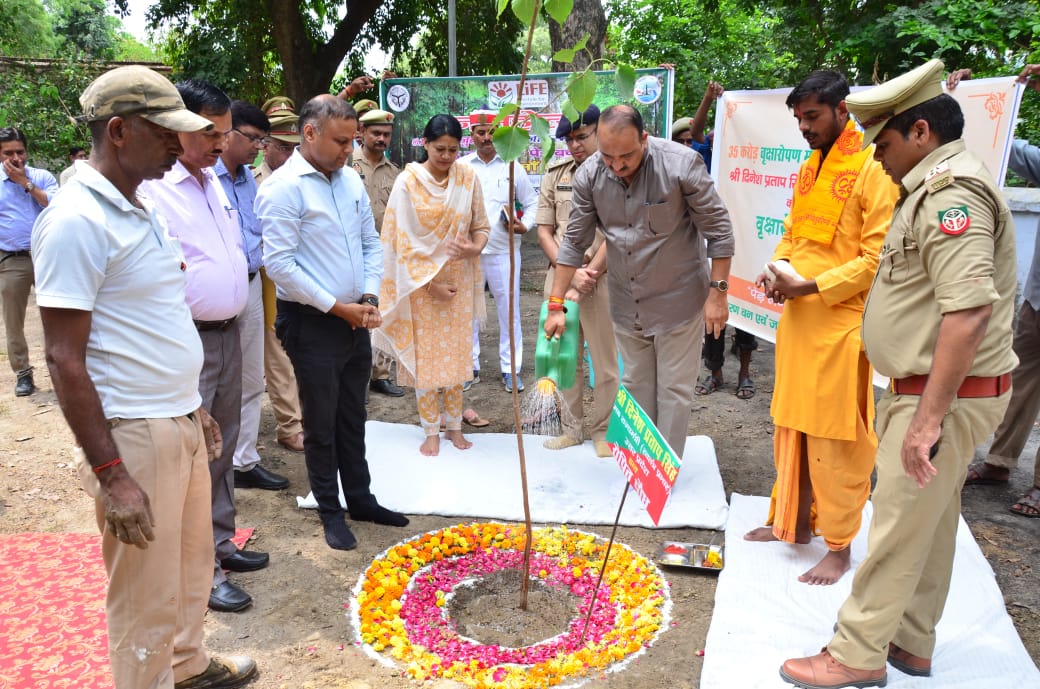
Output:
(938, 206), (970, 235)
(925, 161), (953, 194)
(547, 156), (571, 172)
(351, 161), (365, 179)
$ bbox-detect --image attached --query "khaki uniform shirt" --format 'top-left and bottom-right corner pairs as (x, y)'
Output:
(353, 153), (400, 232)
(536, 156), (604, 264)
(558, 136), (734, 335)
(252, 160), (274, 186)
(862, 140), (1018, 379)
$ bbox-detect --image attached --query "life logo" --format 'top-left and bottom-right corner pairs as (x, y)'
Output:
(488, 81), (517, 108)
(633, 75), (662, 105)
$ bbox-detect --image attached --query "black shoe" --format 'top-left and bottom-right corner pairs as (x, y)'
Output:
(220, 549), (270, 572)
(233, 465), (288, 490)
(369, 378), (405, 397)
(350, 504), (410, 527)
(208, 580), (252, 612)
(323, 517), (358, 551)
(14, 371), (34, 397)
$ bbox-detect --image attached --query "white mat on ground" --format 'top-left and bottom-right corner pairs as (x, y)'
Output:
(701, 493), (1040, 688)
(295, 421), (729, 529)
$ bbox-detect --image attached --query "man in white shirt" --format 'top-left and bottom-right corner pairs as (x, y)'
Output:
(258, 95), (408, 551)
(460, 108), (539, 393)
(32, 65), (256, 689)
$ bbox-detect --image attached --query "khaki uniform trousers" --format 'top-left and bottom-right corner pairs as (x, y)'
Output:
(830, 388), (1010, 670)
(77, 415), (213, 689)
(543, 268), (619, 441)
(261, 268), (303, 439)
(985, 301), (1040, 483)
(613, 314), (702, 459)
(0, 252), (33, 374)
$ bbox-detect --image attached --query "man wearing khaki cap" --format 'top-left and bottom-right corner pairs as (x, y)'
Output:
(32, 66), (257, 689)
(354, 108), (405, 397)
(780, 59), (1017, 688)
(255, 96), (306, 453)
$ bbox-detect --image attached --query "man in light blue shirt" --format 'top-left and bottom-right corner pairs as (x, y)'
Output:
(1, 127), (57, 396)
(258, 95), (408, 551)
(215, 99), (289, 494)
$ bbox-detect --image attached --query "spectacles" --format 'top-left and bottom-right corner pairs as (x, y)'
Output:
(233, 129), (267, 146)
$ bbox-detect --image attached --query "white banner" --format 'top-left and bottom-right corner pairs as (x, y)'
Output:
(712, 77), (1024, 344)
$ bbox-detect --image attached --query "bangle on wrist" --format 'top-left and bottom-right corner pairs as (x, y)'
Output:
(93, 457), (123, 474)
(547, 302), (565, 312)
(548, 295), (565, 305)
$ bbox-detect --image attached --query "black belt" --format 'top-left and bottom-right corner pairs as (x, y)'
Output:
(248, 271), (257, 282)
(194, 316), (237, 331)
(0, 249), (30, 264)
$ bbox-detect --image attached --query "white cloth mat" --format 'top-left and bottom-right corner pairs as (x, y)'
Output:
(701, 493), (1040, 688)
(295, 420), (729, 529)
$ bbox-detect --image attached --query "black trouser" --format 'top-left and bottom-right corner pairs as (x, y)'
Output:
(276, 300), (377, 522)
(701, 326), (758, 372)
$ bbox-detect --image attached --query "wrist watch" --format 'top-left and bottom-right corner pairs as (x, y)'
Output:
(361, 296), (379, 307)
(24, 182), (36, 192)
(709, 279), (729, 293)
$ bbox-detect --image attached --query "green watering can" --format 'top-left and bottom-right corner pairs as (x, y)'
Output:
(534, 298), (581, 391)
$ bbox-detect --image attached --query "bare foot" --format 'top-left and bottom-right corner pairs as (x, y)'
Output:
(744, 526), (779, 542)
(420, 435), (440, 456)
(444, 429), (472, 450)
(798, 548), (851, 585)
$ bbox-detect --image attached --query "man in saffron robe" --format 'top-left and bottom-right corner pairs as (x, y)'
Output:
(745, 70), (899, 585)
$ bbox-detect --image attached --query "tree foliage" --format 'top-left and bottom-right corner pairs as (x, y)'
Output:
(0, 0), (59, 58)
(47, 0), (122, 60)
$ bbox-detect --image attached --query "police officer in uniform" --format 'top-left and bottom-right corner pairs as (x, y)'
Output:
(780, 59), (1018, 689)
(354, 108), (405, 397)
(535, 105), (619, 457)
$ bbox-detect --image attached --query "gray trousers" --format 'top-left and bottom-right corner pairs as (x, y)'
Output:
(197, 324), (243, 586)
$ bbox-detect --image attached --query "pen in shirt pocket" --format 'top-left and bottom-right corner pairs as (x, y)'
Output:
(223, 205), (233, 218)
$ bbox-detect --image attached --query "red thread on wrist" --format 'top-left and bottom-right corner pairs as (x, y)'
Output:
(547, 302), (565, 311)
(93, 457), (123, 474)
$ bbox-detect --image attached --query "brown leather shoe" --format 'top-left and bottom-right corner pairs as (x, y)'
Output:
(887, 643), (931, 677)
(277, 432), (304, 452)
(780, 648), (887, 689)
(174, 655), (257, 688)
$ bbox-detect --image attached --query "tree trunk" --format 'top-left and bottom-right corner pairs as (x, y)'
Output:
(548, 0), (606, 72)
(262, 0), (385, 106)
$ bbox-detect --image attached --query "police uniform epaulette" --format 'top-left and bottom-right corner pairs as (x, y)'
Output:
(547, 156), (573, 171)
(924, 161), (953, 194)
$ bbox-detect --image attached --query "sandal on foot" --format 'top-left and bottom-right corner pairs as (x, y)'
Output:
(1010, 486), (1040, 518)
(462, 408), (490, 427)
(736, 376), (755, 400)
(695, 374), (722, 395)
(964, 461), (1009, 486)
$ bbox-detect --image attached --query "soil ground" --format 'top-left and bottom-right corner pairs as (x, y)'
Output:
(1, 240), (1037, 689)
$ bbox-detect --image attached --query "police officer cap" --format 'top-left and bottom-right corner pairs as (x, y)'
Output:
(353, 99), (378, 116)
(846, 59), (945, 149)
(555, 104), (601, 139)
(359, 109), (395, 126)
(670, 117), (696, 138)
(263, 96), (300, 143)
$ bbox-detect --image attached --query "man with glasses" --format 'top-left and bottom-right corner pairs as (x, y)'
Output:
(216, 100), (290, 493)
(544, 104), (734, 459)
(353, 108), (405, 398)
(139, 79), (269, 614)
(536, 105), (618, 457)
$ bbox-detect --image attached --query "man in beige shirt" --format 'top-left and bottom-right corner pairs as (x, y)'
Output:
(353, 108), (404, 397)
(544, 104), (734, 458)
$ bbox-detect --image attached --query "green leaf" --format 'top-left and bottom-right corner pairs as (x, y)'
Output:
(510, 0), (536, 26)
(544, 0), (574, 25)
(530, 113), (551, 143)
(572, 34), (589, 53)
(538, 139), (556, 174)
(492, 125), (531, 162)
(553, 47), (577, 63)
(615, 64), (637, 99)
(497, 0), (509, 18)
(561, 99), (580, 123)
(491, 103), (519, 127)
(565, 71), (597, 113)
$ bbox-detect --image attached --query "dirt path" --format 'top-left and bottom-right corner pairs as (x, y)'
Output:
(1, 240), (1036, 688)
